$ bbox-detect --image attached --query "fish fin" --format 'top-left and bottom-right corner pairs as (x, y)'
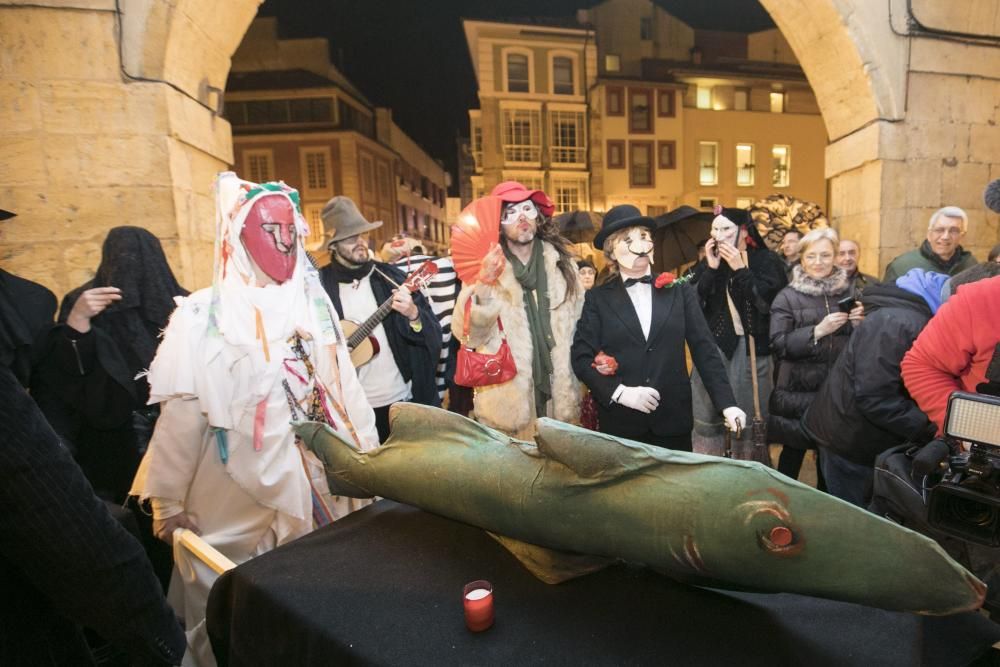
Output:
(487, 532), (614, 584)
(293, 420), (373, 498)
(534, 418), (665, 480)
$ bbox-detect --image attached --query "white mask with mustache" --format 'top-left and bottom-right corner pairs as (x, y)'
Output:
(613, 227), (655, 269)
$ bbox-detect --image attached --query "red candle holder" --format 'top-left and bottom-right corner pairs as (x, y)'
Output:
(463, 580), (494, 632)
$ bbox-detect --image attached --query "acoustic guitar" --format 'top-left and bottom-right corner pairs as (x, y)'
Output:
(341, 260), (438, 368)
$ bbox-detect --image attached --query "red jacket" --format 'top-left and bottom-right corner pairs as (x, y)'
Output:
(901, 275), (1000, 433)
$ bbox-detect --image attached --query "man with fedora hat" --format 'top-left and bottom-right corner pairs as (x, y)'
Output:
(452, 181), (583, 439)
(318, 196), (441, 441)
(572, 204), (744, 450)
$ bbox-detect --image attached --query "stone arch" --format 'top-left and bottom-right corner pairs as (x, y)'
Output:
(0, 0), (261, 296)
(759, 0), (1000, 275)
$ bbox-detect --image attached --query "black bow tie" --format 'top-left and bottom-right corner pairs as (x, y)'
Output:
(623, 275), (652, 288)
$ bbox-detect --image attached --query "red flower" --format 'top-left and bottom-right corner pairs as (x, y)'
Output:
(654, 272), (676, 289)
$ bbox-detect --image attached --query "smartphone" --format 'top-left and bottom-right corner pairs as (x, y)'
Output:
(837, 296), (856, 313)
(710, 241), (720, 258)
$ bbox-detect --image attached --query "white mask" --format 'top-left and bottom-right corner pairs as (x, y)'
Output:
(711, 215), (740, 248)
(612, 227), (654, 269)
(501, 200), (539, 225)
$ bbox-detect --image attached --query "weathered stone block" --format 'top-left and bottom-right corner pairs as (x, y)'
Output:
(904, 159), (943, 208)
(0, 81), (41, 133)
(969, 124), (1000, 165)
(0, 8), (119, 80)
(0, 135), (47, 187)
(40, 81), (168, 136)
(74, 136), (172, 187)
(941, 161), (990, 212)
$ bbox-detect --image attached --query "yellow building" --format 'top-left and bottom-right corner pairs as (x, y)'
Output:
(463, 18), (598, 212)
(227, 19), (447, 253)
(465, 3), (827, 222)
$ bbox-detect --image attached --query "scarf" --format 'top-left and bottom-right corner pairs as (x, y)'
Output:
(329, 251), (375, 284)
(505, 240), (554, 417)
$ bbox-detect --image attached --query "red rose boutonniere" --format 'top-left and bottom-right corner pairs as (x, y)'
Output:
(654, 272), (691, 289)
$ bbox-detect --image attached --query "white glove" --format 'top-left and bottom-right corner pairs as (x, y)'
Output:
(615, 385), (661, 414)
(723, 406), (747, 433)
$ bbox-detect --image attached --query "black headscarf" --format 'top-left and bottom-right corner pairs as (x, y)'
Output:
(59, 227), (187, 381)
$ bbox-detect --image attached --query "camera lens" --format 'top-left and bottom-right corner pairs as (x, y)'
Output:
(946, 495), (996, 528)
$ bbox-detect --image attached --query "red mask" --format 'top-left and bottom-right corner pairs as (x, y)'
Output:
(240, 195), (298, 283)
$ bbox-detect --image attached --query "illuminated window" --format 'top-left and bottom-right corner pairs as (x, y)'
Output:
(551, 176), (588, 213)
(696, 87), (712, 110)
(735, 197), (754, 209)
(770, 92), (786, 113)
(698, 141), (718, 186)
(299, 147), (332, 198)
(549, 110), (585, 164)
(606, 140), (625, 169)
(243, 149), (273, 183)
(605, 54), (621, 72)
(736, 143), (755, 187)
(470, 115), (483, 172)
(734, 88), (749, 111)
(772, 145), (791, 187)
(658, 141), (676, 169)
(507, 53), (530, 93)
(606, 87), (623, 116)
(630, 141), (654, 188)
(502, 108), (542, 163)
(629, 89), (652, 133)
(302, 204), (325, 249)
(553, 57), (574, 95)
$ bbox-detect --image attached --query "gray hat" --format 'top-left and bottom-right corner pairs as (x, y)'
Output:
(322, 196), (383, 247)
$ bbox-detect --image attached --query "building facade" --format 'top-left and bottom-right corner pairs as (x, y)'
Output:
(464, 18), (598, 213)
(464, 2), (827, 222)
(227, 18), (447, 253)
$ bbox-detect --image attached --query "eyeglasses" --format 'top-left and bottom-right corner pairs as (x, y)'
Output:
(803, 252), (834, 263)
(929, 226), (963, 237)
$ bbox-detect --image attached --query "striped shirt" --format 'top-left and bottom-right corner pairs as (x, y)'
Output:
(392, 254), (459, 399)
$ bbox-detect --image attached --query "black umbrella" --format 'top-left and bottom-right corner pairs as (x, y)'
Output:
(652, 205), (713, 271)
(553, 210), (602, 244)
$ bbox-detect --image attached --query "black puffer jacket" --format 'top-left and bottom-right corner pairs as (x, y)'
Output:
(802, 284), (936, 465)
(768, 266), (853, 450)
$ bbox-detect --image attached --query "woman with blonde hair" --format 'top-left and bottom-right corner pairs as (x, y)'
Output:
(769, 227), (863, 484)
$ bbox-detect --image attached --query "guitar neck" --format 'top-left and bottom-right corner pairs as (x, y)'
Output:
(346, 296), (396, 349)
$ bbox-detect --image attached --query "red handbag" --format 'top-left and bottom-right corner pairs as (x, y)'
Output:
(454, 299), (517, 388)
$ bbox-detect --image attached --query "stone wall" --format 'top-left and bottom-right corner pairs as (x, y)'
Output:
(0, 0), (260, 298)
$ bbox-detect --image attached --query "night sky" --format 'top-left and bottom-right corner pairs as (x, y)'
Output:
(256, 0), (775, 186)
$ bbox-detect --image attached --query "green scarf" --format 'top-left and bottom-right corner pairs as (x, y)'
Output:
(505, 240), (555, 417)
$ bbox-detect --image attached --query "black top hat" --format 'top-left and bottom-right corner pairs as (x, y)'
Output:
(0, 209), (16, 221)
(593, 204), (655, 249)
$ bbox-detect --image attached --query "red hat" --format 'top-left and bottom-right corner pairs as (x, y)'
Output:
(489, 181), (555, 218)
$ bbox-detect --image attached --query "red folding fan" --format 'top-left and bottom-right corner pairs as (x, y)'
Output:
(450, 195), (504, 284)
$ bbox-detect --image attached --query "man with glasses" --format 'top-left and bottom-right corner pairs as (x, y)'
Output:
(883, 206), (977, 282)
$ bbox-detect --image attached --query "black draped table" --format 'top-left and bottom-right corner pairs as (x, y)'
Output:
(207, 500), (999, 666)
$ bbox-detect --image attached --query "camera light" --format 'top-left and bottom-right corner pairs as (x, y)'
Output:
(944, 392), (1000, 449)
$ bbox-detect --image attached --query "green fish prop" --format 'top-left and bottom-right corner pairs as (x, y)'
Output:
(296, 404), (986, 615)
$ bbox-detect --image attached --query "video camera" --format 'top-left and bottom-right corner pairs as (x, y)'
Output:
(926, 391), (1000, 547)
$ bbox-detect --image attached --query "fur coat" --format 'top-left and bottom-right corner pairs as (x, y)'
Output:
(453, 241), (583, 438)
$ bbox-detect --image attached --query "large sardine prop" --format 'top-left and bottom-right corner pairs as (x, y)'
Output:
(296, 404), (985, 615)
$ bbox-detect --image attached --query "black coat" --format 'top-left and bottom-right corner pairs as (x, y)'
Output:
(571, 278), (736, 439)
(768, 269), (854, 450)
(802, 284), (936, 465)
(0, 366), (184, 666)
(690, 249), (787, 358)
(320, 262), (442, 407)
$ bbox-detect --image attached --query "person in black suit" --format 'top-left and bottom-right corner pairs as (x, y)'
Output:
(571, 205), (744, 451)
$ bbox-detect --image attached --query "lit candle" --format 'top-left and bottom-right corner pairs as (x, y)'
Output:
(463, 580), (494, 632)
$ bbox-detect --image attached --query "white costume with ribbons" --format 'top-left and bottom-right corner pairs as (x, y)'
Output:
(131, 172), (378, 667)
